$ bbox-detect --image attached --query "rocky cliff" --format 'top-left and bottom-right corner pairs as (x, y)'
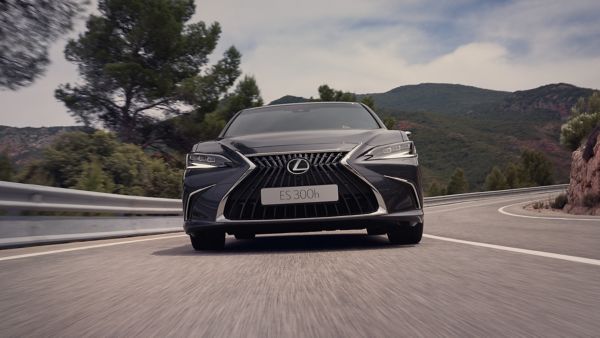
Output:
(566, 128), (600, 215)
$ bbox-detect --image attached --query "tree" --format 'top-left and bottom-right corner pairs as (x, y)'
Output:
(19, 131), (182, 197)
(220, 75), (263, 120)
(0, 153), (13, 181)
(446, 168), (469, 195)
(74, 157), (115, 192)
(360, 96), (375, 109)
(504, 162), (525, 188)
(157, 75), (264, 152)
(55, 0), (241, 144)
(561, 92), (600, 151)
(484, 166), (509, 191)
(519, 149), (554, 186)
(426, 181), (445, 197)
(0, 0), (86, 89)
(383, 116), (397, 129)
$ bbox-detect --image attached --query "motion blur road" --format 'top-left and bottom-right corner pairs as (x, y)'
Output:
(1, 191), (599, 337)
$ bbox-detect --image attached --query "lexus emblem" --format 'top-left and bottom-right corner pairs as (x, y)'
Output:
(287, 158), (310, 175)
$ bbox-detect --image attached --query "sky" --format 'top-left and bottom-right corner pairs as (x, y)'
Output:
(1, 0), (600, 127)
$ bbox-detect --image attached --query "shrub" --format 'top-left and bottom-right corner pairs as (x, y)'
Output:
(550, 194), (568, 209)
(532, 201), (545, 209)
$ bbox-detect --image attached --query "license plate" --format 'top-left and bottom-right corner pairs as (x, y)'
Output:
(260, 185), (339, 205)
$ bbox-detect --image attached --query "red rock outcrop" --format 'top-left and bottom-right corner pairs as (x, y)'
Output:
(565, 130), (600, 215)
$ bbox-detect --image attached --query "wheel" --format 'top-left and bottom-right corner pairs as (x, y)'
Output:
(190, 231), (225, 251)
(387, 222), (423, 245)
(234, 233), (256, 240)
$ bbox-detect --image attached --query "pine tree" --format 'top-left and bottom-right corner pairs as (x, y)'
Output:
(446, 168), (469, 195)
(484, 166), (509, 191)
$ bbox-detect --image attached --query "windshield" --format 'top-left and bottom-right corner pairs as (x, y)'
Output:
(223, 103), (381, 137)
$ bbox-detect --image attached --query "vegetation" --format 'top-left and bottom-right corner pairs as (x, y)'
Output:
(316, 84), (375, 109)
(446, 168), (469, 195)
(0, 0), (86, 89)
(560, 92), (600, 151)
(18, 131), (182, 198)
(583, 193), (600, 208)
(55, 0), (242, 144)
(483, 149), (554, 190)
(0, 153), (13, 181)
(484, 166), (508, 191)
(551, 194), (568, 209)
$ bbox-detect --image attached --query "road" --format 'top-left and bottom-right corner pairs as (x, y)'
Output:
(1, 192), (599, 337)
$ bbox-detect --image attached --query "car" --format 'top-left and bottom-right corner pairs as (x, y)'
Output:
(182, 102), (424, 250)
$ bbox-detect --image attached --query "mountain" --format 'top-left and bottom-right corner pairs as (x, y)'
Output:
(0, 125), (89, 168)
(269, 95), (311, 105)
(270, 83), (597, 188)
(361, 83), (510, 115)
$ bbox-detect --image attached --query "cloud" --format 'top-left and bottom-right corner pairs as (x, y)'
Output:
(1, 0), (599, 126)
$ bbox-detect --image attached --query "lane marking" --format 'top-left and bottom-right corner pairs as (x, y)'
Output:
(0, 234), (186, 262)
(498, 201), (600, 222)
(424, 234), (600, 266)
(425, 194), (558, 215)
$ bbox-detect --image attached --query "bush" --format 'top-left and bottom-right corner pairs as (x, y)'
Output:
(532, 201), (545, 209)
(560, 112), (600, 151)
(18, 131), (182, 198)
(551, 194), (568, 209)
(484, 166), (508, 191)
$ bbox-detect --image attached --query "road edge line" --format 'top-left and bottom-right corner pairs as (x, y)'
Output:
(423, 234), (600, 266)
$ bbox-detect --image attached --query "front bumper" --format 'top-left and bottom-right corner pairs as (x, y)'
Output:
(182, 144), (423, 235)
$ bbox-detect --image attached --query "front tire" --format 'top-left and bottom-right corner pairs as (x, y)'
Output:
(190, 231), (225, 251)
(387, 222), (423, 245)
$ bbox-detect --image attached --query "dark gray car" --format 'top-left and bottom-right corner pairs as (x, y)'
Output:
(183, 102), (424, 250)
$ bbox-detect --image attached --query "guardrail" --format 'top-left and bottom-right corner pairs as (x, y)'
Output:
(0, 181), (568, 248)
(0, 181), (182, 214)
(423, 184), (568, 205)
(0, 181), (568, 214)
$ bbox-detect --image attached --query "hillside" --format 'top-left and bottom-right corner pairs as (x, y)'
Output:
(361, 83), (510, 115)
(270, 83), (596, 188)
(0, 125), (89, 168)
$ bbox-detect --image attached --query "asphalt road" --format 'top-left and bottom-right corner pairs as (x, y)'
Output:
(1, 192), (599, 337)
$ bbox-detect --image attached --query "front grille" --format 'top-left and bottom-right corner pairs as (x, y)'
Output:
(224, 152), (379, 220)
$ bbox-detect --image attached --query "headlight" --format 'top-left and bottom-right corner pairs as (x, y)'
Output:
(186, 153), (232, 169)
(365, 141), (416, 160)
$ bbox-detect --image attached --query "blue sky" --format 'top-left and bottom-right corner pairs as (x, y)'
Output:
(2, 0), (600, 127)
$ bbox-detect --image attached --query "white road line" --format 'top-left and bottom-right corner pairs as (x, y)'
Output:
(425, 195), (556, 214)
(498, 201), (600, 222)
(424, 234), (600, 266)
(0, 234), (187, 262)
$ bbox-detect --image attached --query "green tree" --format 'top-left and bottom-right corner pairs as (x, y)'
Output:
(484, 166), (509, 191)
(159, 75), (264, 152)
(0, 153), (14, 181)
(426, 181), (445, 197)
(519, 149), (554, 186)
(0, 0), (86, 89)
(360, 96), (375, 109)
(561, 92), (600, 151)
(20, 131), (182, 197)
(74, 157), (115, 192)
(383, 116), (397, 129)
(55, 0), (241, 144)
(446, 168), (469, 195)
(318, 84), (356, 102)
(504, 162), (526, 188)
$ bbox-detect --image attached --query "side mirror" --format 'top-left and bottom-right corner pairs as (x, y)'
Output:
(405, 131), (412, 138)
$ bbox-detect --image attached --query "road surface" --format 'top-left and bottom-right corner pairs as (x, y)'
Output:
(1, 191), (599, 337)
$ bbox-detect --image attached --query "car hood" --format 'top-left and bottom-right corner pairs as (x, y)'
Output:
(214, 129), (406, 155)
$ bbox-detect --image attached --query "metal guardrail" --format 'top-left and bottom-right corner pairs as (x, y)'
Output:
(0, 181), (568, 248)
(0, 181), (182, 214)
(423, 184), (568, 205)
(0, 181), (568, 214)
